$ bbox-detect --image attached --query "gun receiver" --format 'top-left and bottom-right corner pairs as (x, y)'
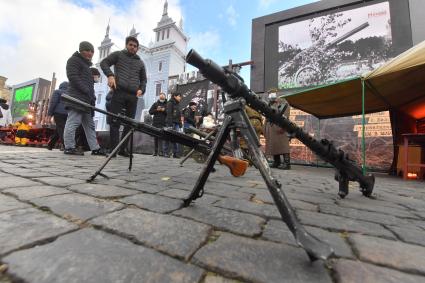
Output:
(186, 49), (374, 198)
(61, 94), (247, 177)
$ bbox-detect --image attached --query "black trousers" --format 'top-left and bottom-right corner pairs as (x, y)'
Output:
(48, 113), (67, 148)
(109, 90), (138, 151)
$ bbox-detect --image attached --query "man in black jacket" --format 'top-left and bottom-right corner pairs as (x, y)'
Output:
(47, 81), (69, 150)
(148, 92), (167, 156)
(100, 36), (147, 157)
(62, 41), (105, 156)
(182, 101), (197, 131)
(163, 92), (182, 158)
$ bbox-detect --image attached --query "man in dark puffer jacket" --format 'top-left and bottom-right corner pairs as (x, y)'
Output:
(100, 36), (147, 157)
(47, 81), (68, 150)
(148, 92), (167, 156)
(62, 41), (105, 156)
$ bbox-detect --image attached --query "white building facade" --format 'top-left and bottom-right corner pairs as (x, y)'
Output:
(93, 0), (188, 131)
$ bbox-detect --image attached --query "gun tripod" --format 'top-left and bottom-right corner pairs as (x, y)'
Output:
(87, 129), (134, 182)
(182, 98), (334, 261)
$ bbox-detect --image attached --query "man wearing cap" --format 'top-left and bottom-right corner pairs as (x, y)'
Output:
(100, 36), (147, 157)
(163, 92), (182, 158)
(62, 41), (106, 156)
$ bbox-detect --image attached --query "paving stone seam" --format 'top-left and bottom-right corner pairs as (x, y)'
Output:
(0, 227), (80, 259)
(87, 222), (211, 278)
(1, 190), (72, 203)
(212, 202), (285, 221)
(24, 193), (130, 224)
(345, 236), (425, 277)
(116, 200), (183, 215)
(64, 187), (142, 200)
(315, 208), (416, 228)
(172, 209), (265, 238)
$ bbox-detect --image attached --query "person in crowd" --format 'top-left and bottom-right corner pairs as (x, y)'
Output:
(164, 92), (182, 158)
(0, 99), (12, 127)
(74, 67), (102, 152)
(100, 36), (147, 157)
(149, 92), (167, 156)
(46, 81), (69, 150)
(182, 101), (197, 131)
(264, 92), (291, 169)
(62, 41), (106, 156)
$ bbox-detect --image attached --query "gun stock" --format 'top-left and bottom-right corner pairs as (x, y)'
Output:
(218, 155), (249, 177)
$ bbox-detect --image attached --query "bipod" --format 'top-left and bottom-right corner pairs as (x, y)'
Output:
(87, 128), (135, 182)
(182, 98), (334, 261)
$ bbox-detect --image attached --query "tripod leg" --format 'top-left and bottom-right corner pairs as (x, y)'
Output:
(87, 130), (134, 182)
(238, 121), (334, 261)
(183, 116), (232, 207)
(129, 129), (134, 171)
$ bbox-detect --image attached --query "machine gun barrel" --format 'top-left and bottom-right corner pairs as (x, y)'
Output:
(186, 49), (374, 197)
(61, 94), (248, 177)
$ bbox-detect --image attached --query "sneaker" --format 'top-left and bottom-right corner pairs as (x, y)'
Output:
(64, 148), (84, 156)
(91, 148), (108, 156)
(172, 154), (180, 159)
(152, 152), (158, 156)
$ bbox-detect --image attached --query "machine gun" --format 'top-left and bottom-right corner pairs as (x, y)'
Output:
(61, 94), (248, 179)
(186, 49), (374, 198)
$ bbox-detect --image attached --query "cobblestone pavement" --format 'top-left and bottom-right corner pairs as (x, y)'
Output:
(0, 145), (424, 283)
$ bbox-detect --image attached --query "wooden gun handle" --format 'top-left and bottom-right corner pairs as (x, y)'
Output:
(217, 155), (249, 177)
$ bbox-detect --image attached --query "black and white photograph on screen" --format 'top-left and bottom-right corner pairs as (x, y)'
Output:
(278, 1), (394, 89)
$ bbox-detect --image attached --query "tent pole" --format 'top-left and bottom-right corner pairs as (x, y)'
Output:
(361, 79), (366, 175)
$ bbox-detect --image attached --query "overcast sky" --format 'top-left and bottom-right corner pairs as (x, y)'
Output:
(0, 0), (317, 87)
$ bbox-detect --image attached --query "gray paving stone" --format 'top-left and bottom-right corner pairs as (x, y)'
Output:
(33, 177), (86, 187)
(158, 188), (190, 199)
(117, 182), (167, 193)
(261, 219), (297, 246)
(0, 176), (42, 190)
(91, 208), (211, 260)
(306, 226), (354, 258)
(319, 204), (410, 226)
(193, 233), (332, 283)
(3, 185), (71, 201)
(252, 191), (318, 211)
(12, 171), (56, 178)
(0, 194), (30, 213)
(90, 178), (128, 186)
(203, 275), (238, 283)
(3, 228), (204, 283)
(203, 186), (253, 200)
(0, 208), (77, 256)
(387, 226), (425, 247)
(31, 194), (124, 221)
(297, 210), (396, 239)
(173, 206), (265, 237)
(121, 193), (183, 213)
(336, 199), (416, 219)
(67, 183), (139, 198)
(349, 234), (425, 275)
(261, 220), (354, 258)
(214, 198), (281, 219)
(334, 259), (425, 283)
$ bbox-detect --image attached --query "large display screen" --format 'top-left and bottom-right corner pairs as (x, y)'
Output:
(278, 1), (393, 88)
(12, 85), (34, 119)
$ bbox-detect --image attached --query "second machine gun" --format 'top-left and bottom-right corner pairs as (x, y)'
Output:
(186, 49), (375, 199)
